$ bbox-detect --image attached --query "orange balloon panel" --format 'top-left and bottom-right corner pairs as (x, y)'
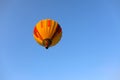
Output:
(33, 19), (62, 49)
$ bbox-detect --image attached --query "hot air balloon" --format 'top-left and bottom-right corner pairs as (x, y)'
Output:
(33, 19), (62, 49)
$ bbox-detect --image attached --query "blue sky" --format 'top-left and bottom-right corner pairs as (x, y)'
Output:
(0, 0), (120, 80)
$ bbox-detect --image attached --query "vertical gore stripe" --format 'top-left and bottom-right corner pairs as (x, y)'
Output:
(51, 24), (61, 40)
(56, 24), (61, 33)
(34, 27), (43, 40)
(47, 20), (51, 27)
(34, 27), (39, 38)
(58, 28), (62, 33)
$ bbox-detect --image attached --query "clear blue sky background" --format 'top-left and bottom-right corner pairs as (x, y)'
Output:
(0, 0), (120, 80)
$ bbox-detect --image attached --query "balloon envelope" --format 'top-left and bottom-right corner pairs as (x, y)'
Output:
(33, 19), (62, 49)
